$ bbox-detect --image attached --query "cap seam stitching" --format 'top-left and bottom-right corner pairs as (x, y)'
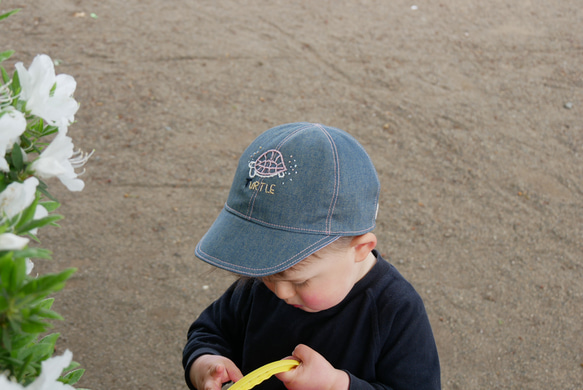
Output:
(224, 203), (373, 234)
(317, 125), (340, 235)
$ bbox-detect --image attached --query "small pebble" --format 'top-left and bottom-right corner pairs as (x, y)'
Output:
(564, 102), (573, 109)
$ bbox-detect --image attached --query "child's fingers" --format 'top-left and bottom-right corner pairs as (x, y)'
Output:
(274, 360), (299, 383)
(192, 355), (244, 390)
(277, 344), (349, 390)
(213, 364), (227, 380)
(199, 365), (226, 390)
(222, 359), (244, 382)
(275, 346), (311, 383)
(291, 344), (316, 362)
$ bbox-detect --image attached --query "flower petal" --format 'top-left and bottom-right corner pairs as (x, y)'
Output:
(58, 174), (85, 192)
(31, 133), (88, 192)
(30, 204), (49, 235)
(0, 177), (39, 219)
(0, 108), (27, 172)
(0, 375), (24, 390)
(0, 233), (30, 250)
(31, 156), (68, 178)
(26, 258), (35, 275)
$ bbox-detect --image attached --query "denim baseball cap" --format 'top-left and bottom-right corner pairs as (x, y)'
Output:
(195, 122), (380, 276)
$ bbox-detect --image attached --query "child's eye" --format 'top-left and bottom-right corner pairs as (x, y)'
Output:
(295, 280), (310, 287)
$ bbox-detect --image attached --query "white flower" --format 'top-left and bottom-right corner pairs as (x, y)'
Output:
(28, 204), (49, 236)
(15, 54), (79, 129)
(0, 350), (76, 390)
(0, 177), (39, 219)
(26, 258), (35, 275)
(0, 233), (29, 250)
(0, 107), (27, 172)
(30, 133), (92, 192)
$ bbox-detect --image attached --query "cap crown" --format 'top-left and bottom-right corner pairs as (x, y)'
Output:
(225, 122), (380, 236)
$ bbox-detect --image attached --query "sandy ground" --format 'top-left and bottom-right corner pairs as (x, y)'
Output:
(2, 0), (582, 389)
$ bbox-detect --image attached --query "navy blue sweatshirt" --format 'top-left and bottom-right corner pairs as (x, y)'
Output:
(183, 251), (441, 389)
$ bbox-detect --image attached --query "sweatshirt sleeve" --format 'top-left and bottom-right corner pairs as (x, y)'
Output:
(182, 280), (252, 390)
(348, 277), (441, 390)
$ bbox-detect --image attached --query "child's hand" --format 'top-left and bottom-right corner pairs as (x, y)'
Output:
(190, 354), (243, 390)
(275, 344), (349, 390)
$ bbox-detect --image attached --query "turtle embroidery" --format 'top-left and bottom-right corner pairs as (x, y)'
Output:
(248, 149), (287, 178)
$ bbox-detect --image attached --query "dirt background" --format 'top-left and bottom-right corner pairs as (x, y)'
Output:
(2, 0), (582, 389)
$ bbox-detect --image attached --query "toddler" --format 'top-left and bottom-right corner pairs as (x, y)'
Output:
(183, 122), (440, 390)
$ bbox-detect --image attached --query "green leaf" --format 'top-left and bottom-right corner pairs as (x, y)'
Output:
(11, 68), (21, 95)
(16, 196), (39, 227)
(38, 297), (55, 310)
(10, 333), (37, 350)
(40, 124), (59, 137)
(61, 368), (85, 385)
(1, 65), (9, 83)
(2, 325), (12, 350)
(20, 319), (50, 334)
(10, 247), (52, 260)
(39, 201), (61, 213)
(20, 134), (33, 151)
(35, 179), (58, 203)
(15, 215), (63, 235)
(39, 332), (60, 348)
(10, 257), (27, 292)
(0, 49), (14, 63)
(0, 8), (20, 21)
(35, 308), (64, 321)
(21, 268), (76, 296)
(62, 361), (81, 372)
(19, 334), (56, 361)
(10, 142), (25, 171)
(14, 352), (35, 383)
(0, 252), (14, 286)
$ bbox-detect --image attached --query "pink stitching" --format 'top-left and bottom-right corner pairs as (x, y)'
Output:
(247, 181), (259, 216)
(315, 125), (340, 234)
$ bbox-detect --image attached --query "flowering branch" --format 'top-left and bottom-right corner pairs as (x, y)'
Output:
(0, 3), (92, 388)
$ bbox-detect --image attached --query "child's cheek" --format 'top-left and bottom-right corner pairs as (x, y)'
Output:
(299, 291), (333, 312)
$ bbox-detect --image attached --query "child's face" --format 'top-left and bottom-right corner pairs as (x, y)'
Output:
(262, 242), (373, 313)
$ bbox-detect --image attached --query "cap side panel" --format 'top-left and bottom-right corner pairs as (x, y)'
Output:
(275, 123), (313, 150)
(356, 141), (381, 228)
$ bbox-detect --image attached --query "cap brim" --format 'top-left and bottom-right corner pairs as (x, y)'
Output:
(195, 207), (340, 277)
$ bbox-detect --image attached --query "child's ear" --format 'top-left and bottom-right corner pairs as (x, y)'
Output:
(351, 233), (377, 263)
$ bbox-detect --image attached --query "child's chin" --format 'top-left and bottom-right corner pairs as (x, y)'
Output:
(292, 304), (311, 311)
(295, 305), (323, 313)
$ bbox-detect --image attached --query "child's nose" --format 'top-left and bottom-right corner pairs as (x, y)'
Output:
(273, 281), (296, 300)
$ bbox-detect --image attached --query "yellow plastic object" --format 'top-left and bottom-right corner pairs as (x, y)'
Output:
(228, 359), (300, 390)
